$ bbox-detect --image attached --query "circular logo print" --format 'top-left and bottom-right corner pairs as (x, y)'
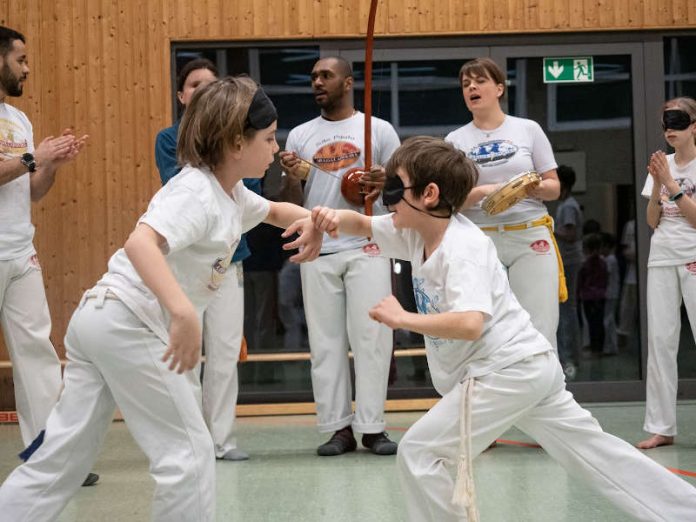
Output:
(530, 240), (550, 253)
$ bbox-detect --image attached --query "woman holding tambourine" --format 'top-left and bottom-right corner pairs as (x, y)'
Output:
(446, 57), (565, 351)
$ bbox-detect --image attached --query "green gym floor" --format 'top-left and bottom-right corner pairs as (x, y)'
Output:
(1, 402), (695, 521)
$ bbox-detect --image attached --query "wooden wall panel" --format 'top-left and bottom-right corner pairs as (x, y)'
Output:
(0, 0), (694, 397)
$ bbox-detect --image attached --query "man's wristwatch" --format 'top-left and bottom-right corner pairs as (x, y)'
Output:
(20, 152), (36, 173)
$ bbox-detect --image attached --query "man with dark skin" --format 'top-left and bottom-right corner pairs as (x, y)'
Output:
(280, 57), (400, 456)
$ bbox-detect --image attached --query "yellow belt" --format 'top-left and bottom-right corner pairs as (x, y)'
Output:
(480, 215), (568, 303)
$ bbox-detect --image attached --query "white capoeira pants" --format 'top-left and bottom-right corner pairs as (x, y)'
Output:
(485, 224), (560, 350)
(202, 260), (244, 457)
(0, 253), (62, 446)
(397, 351), (696, 522)
(0, 293), (216, 522)
(301, 248), (392, 434)
(644, 263), (696, 436)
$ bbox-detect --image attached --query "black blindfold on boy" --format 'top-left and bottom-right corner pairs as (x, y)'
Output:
(382, 175), (453, 219)
(662, 109), (694, 131)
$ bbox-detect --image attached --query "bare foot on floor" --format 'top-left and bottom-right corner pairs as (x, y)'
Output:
(637, 434), (674, 449)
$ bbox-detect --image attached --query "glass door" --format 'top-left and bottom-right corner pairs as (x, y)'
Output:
(492, 43), (653, 398)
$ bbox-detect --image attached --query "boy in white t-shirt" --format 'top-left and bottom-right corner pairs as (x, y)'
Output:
(0, 77), (323, 521)
(304, 136), (696, 522)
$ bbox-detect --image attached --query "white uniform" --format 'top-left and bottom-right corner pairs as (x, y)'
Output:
(446, 116), (560, 348)
(285, 112), (399, 433)
(0, 167), (270, 521)
(0, 102), (62, 447)
(371, 213), (696, 522)
(641, 155), (696, 437)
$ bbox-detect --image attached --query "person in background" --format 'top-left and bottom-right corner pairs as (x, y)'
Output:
(0, 25), (95, 487)
(638, 97), (696, 449)
(554, 165), (583, 379)
(155, 58), (257, 461)
(279, 56), (399, 456)
(446, 57), (563, 352)
(600, 232), (620, 356)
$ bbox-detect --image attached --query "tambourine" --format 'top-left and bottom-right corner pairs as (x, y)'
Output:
(482, 171), (542, 215)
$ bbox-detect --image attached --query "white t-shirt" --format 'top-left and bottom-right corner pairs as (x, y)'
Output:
(641, 154), (696, 267)
(94, 166), (269, 342)
(285, 111), (400, 254)
(555, 196), (583, 266)
(0, 103), (35, 260)
(446, 115), (557, 226)
(371, 213), (552, 396)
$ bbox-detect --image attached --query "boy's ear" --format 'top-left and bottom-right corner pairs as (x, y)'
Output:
(230, 135), (245, 158)
(423, 182), (441, 209)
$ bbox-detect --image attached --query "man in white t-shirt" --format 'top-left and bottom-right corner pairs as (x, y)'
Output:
(0, 26), (93, 483)
(279, 56), (400, 456)
(306, 136), (696, 522)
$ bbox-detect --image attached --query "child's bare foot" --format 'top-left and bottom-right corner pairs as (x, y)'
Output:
(637, 434), (674, 449)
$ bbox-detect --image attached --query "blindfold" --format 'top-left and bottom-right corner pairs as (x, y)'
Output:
(662, 109), (694, 131)
(246, 88), (278, 130)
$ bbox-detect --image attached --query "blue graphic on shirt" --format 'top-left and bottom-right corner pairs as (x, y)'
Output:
(413, 277), (446, 348)
(467, 140), (518, 167)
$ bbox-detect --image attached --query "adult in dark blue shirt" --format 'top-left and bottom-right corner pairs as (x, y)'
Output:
(155, 58), (258, 461)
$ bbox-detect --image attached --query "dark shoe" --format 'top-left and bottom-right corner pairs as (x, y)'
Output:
(317, 427), (357, 456)
(362, 432), (398, 455)
(82, 472), (99, 487)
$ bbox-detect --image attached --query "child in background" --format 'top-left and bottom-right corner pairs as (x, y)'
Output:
(600, 232), (620, 355)
(578, 233), (607, 354)
(639, 96), (696, 450)
(302, 135), (696, 522)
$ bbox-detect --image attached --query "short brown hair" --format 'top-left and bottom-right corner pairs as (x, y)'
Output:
(177, 76), (259, 169)
(459, 57), (507, 99)
(385, 136), (478, 214)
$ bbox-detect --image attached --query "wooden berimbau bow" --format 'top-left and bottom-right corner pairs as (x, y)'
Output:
(340, 0), (379, 218)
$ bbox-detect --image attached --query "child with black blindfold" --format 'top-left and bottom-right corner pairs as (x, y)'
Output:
(638, 96), (696, 450)
(0, 77), (323, 521)
(300, 135), (696, 522)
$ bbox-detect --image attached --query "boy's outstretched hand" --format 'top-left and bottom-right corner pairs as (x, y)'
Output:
(162, 304), (202, 374)
(310, 206), (340, 238)
(281, 216), (324, 263)
(369, 295), (406, 330)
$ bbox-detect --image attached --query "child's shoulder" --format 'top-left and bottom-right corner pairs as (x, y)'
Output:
(445, 215), (492, 257)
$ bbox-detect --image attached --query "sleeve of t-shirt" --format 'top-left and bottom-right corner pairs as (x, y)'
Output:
(556, 201), (577, 228)
(641, 173), (653, 198)
(374, 120), (401, 166)
(529, 121), (558, 175)
(237, 183), (271, 233)
(154, 129), (180, 186)
(139, 185), (209, 254)
(443, 254), (493, 319)
(370, 214), (413, 261)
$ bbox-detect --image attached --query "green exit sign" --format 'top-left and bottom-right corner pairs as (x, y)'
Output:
(543, 57), (594, 83)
